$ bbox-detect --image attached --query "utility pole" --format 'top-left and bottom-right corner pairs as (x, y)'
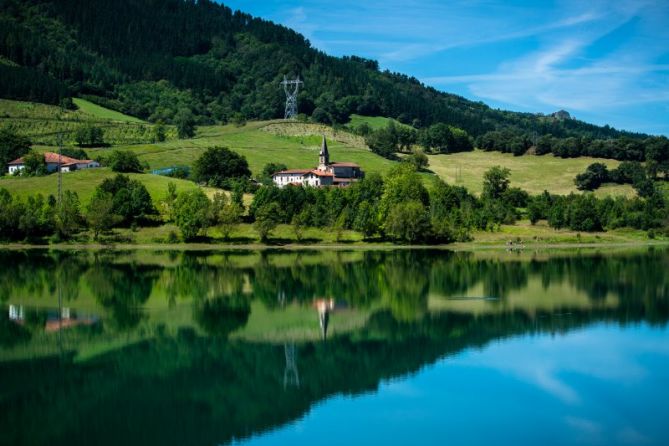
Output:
(57, 132), (63, 207)
(280, 75), (303, 120)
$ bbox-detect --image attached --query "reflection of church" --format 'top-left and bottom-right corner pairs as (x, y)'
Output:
(314, 298), (335, 340)
(8, 304), (98, 332)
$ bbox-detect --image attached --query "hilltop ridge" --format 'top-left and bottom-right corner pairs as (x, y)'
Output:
(0, 0), (648, 142)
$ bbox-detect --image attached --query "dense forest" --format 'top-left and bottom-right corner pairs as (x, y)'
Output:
(0, 0), (652, 144)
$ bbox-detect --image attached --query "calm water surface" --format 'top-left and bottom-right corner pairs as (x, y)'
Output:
(0, 248), (667, 446)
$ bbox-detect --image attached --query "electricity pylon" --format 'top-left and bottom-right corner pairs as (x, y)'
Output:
(280, 75), (303, 120)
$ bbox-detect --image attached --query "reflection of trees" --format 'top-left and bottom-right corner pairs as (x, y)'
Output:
(162, 253), (246, 303)
(0, 310), (31, 347)
(193, 294), (250, 337)
(4, 299), (667, 446)
(379, 252), (429, 321)
(85, 262), (158, 330)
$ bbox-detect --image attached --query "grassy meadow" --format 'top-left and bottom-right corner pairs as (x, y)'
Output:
(0, 98), (175, 145)
(0, 97), (651, 243)
(1, 99), (641, 198)
(0, 168), (199, 205)
(427, 150), (635, 197)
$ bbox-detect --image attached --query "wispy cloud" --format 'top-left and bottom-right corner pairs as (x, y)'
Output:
(224, 0), (669, 134)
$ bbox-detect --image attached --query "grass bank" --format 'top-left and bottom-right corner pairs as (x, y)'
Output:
(3, 220), (665, 251)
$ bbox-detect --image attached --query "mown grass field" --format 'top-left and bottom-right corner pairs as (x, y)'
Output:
(427, 150), (635, 197)
(465, 219), (660, 246)
(2, 99), (640, 198)
(104, 121), (397, 178)
(0, 168), (200, 205)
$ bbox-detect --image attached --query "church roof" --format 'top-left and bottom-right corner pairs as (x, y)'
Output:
(319, 134), (329, 157)
(273, 169), (312, 175)
(307, 170), (334, 177)
(330, 162), (360, 167)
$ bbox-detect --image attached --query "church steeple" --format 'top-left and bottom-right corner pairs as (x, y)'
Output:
(318, 135), (329, 171)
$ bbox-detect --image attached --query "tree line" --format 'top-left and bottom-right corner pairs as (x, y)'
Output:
(1, 143), (667, 245)
(478, 130), (669, 166)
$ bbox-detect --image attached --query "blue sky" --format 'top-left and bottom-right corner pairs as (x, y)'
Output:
(223, 0), (669, 136)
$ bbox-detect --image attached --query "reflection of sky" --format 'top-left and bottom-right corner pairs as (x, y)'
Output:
(237, 324), (669, 446)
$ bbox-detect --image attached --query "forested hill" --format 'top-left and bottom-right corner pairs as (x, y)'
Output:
(0, 0), (648, 141)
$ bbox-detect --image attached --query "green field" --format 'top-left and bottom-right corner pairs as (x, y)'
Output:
(1, 99), (640, 198)
(101, 120), (397, 178)
(0, 98), (174, 145)
(72, 98), (145, 123)
(346, 114), (411, 131)
(428, 150), (635, 197)
(0, 168), (200, 205)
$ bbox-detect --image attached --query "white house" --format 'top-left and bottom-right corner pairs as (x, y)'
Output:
(8, 152), (100, 174)
(272, 136), (363, 188)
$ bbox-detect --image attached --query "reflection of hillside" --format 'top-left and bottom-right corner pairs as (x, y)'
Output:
(1, 303), (664, 446)
(2, 248), (669, 445)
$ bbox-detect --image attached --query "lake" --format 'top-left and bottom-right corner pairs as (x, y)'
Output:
(1, 248), (668, 446)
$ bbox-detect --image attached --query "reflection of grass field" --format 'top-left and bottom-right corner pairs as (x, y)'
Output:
(428, 150), (635, 197)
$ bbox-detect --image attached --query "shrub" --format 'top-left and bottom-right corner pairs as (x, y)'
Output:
(106, 150), (143, 173)
(192, 146), (251, 188)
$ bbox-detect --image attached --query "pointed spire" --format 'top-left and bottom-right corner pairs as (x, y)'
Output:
(319, 134), (329, 157)
(318, 134), (329, 169)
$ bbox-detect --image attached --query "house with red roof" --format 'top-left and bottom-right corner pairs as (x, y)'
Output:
(7, 152), (100, 175)
(272, 136), (363, 188)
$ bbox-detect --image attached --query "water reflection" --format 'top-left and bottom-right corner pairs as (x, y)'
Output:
(0, 248), (668, 446)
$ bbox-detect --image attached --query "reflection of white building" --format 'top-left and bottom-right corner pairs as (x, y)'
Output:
(9, 304), (24, 322)
(272, 136), (363, 188)
(8, 152), (100, 174)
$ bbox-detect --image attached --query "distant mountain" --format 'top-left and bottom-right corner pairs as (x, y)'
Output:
(0, 0), (649, 141)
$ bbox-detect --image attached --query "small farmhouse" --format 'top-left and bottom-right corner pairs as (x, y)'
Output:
(272, 136), (363, 188)
(8, 152), (100, 175)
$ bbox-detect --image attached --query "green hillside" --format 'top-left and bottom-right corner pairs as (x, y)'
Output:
(0, 168), (198, 205)
(0, 98), (174, 146)
(0, 0), (644, 144)
(428, 150), (634, 197)
(72, 98), (145, 123)
(0, 98), (638, 198)
(347, 114), (412, 131)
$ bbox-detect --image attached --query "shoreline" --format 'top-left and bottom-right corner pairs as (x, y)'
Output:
(1, 240), (667, 252)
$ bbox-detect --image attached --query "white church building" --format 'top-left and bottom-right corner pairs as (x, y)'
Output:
(272, 136), (364, 188)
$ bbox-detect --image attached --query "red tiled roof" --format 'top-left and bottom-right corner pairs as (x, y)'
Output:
(43, 152), (82, 164)
(8, 152), (91, 166)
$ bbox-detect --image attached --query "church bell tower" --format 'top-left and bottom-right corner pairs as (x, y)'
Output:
(318, 135), (329, 171)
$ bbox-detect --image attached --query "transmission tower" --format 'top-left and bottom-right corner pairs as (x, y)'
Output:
(280, 75), (303, 120)
(283, 343), (300, 388)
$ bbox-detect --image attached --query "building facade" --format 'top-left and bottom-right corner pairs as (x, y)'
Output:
(272, 136), (363, 188)
(7, 152), (100, 174)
